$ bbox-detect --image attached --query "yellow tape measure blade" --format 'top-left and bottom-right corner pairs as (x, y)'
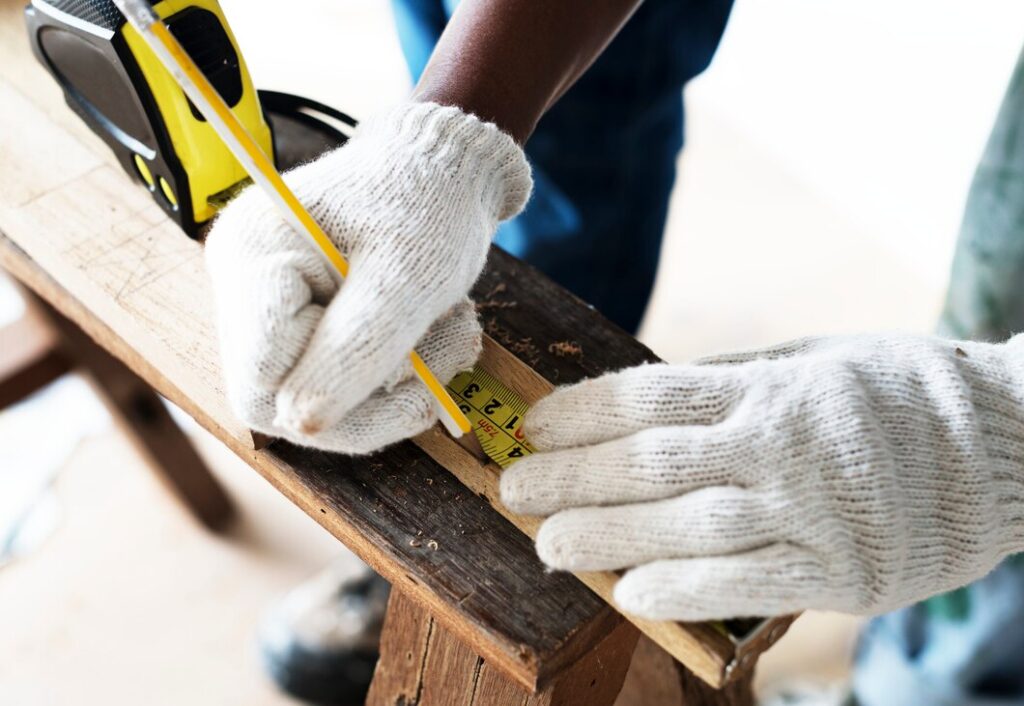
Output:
(446, 367), (534, 468)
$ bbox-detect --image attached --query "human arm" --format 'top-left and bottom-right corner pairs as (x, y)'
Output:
(414, 0), (644, 143)
(206, 0), (641, 450)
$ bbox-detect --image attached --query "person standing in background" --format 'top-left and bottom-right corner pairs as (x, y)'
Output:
(207, 3), (1024, 703)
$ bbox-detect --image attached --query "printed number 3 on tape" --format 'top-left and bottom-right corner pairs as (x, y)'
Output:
(446, 367), (535, 468)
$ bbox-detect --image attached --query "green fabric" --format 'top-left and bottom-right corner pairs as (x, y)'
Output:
(925, 44), (1024, 629)
(925, 555), (1024, 622)
(933, 45), (1024, 627)
(939, 45), (1024, 342)
(925, 587), (972, 621)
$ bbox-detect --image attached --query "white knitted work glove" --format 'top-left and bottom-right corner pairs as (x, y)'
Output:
(500, 334), (1024, 620)
(206, 102), (531, 453)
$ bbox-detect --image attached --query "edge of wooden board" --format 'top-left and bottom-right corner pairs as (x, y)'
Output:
(412, 335), (739, 688)
(0, 234), (546, 691)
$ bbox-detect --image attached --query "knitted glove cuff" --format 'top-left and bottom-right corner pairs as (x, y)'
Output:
(362, 101), (533, 222)
(957, 333), (1024, 554)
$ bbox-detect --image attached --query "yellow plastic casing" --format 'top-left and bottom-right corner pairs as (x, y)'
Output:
(121, 0), (272, 225)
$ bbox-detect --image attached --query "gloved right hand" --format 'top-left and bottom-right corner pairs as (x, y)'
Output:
(205, 101), (532, 454)
(502, 333), (1024, 621)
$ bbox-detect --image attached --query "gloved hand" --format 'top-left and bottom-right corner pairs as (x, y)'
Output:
(500, 334), (1024, 620)
(206, 102), (531, 454)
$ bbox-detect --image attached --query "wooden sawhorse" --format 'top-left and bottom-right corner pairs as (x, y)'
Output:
(0, 280), (231, 531)
(0, 1), (793, 698)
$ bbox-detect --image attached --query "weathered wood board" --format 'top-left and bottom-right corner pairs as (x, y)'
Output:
(0, 0), (793, 689)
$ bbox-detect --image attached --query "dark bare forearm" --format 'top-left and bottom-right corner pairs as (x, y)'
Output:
(412, 0), (643, 144)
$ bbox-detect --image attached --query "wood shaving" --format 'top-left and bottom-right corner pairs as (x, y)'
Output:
(548, 340), (583, 359)
(476, 282), (517, 310)
(484, 317), (541, 368)
(483, 283), (507, 298)
(476, 299), (517, 310)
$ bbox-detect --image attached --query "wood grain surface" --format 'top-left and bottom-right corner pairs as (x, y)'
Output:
(616, 637), (755, 706)
(0, 0), (793, 691)
(0, 18), (632, 679)
(369, 590), (641, 706)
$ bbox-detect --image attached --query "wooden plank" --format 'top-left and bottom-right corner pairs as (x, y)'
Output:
(0, 230), (618, 690)
(419, 613), (483, 706)
(370, 591), (638, 706)
(1, 4), (794, 689)
(366, 589), (435, 706)
(267, 434), (624, 690)
(615, 637), (755, 706)
(526, 618), (639, 706)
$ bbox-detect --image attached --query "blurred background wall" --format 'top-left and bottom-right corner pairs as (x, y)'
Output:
(3, 1), (1024, 702)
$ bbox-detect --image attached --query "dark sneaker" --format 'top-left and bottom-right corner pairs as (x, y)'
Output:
(259, 563), (390, 705)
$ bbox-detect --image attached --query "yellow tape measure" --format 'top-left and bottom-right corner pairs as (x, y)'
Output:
(446, 367), (535, 468)
(450, 366), (739, 640)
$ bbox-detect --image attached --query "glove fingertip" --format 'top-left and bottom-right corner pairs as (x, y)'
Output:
(522, 395), (566, 451)
(273, 402), (327, 438)
(612, 570), (663, 619)
(498, 466), (524, 511)
(613, 564), (718, 622)
(535, 510), (626, 572)
(535, 514), (584, 572)
(303, 381), (439, 455)
(498, 459), (545, 515)
(273, 377), (350, 439)
(227, 386), (279, 438)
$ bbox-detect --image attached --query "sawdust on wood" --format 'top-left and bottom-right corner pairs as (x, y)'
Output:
(477, 300), (517, 311)
(484, 317), (541, 368)
(476, 282), (517, 311)
(548, 340), (583, 360)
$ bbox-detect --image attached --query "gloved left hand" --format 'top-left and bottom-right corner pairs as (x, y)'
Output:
(500, 333), (1024, 621)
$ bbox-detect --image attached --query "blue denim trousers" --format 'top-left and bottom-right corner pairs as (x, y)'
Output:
(392, 0), (734, 334)
(392, 4), (1024, 703)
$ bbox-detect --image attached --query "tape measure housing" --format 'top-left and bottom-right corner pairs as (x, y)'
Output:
(26, 0), (273, 237)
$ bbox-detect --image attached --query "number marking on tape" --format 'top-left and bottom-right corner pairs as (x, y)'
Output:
(446, 367), (535, 468)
